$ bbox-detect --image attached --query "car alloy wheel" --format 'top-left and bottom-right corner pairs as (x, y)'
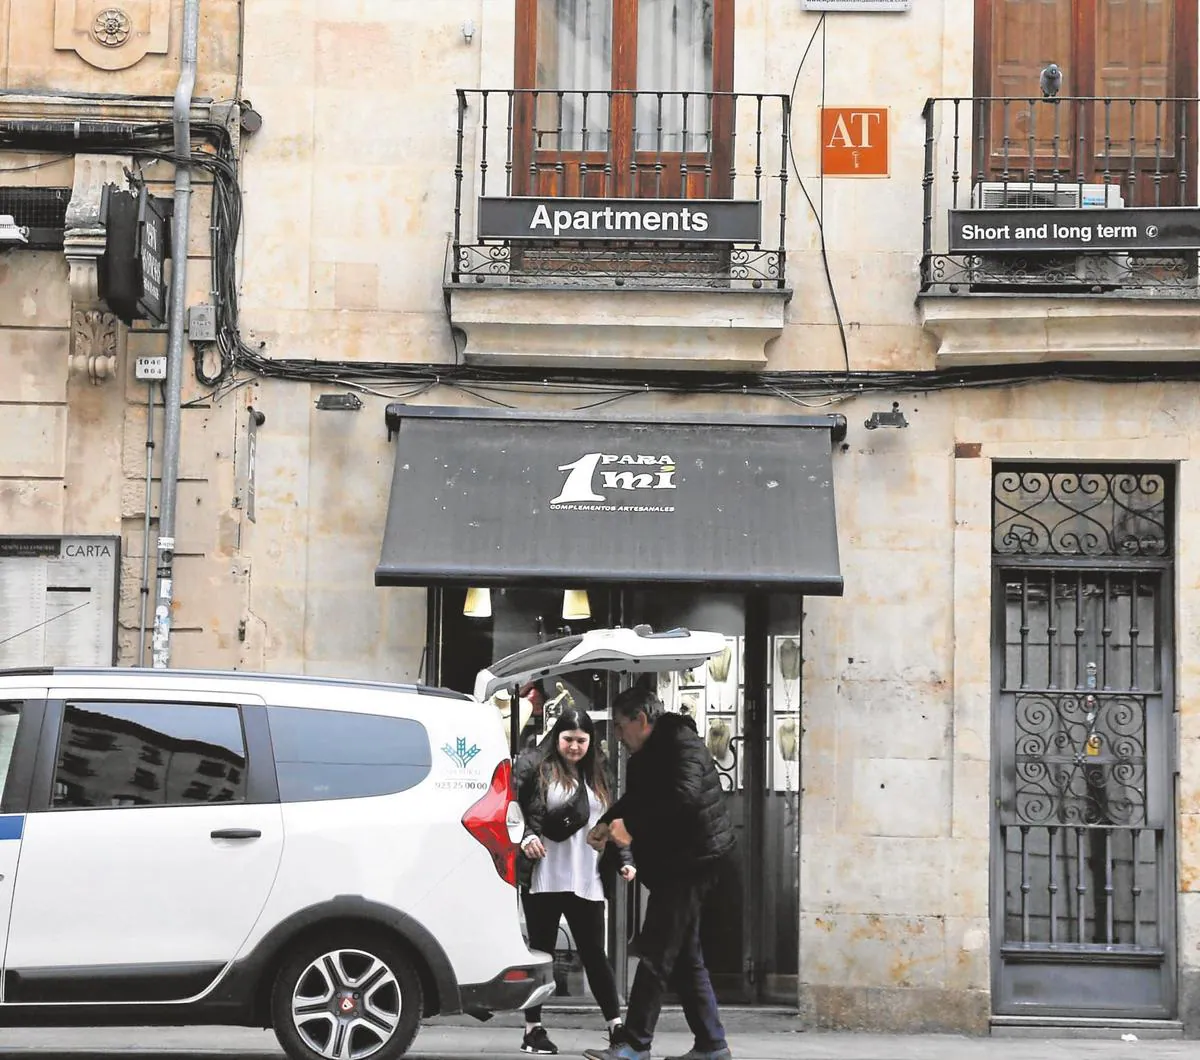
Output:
(290, 947), (403, 1060)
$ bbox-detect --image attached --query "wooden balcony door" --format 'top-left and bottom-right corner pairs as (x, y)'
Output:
(973, 0), (1197, 206)
(513, 0), (734, 200)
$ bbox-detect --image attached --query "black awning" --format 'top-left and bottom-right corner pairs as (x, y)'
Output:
(375, 405), (845, 595)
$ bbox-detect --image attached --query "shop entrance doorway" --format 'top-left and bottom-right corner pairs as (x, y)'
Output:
(432, 585), (803, 1006)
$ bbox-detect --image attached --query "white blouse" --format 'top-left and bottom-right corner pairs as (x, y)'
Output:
(531, 779), (605, 902)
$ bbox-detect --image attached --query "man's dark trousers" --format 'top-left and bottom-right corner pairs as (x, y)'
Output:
(621, 863), (727, 1053)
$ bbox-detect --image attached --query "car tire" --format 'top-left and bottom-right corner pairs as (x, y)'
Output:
(270, 930), (423, 1060)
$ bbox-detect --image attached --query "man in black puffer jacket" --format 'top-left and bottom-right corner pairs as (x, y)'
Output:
(583, 684), (735, 1060)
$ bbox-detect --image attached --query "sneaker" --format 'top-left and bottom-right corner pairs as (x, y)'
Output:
(664, 1047), (732, 1060)
(582, 1044), (650, 1060)
(522, 1026), (559, 1055)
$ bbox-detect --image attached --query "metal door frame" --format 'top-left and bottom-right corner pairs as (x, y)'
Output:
(427, 583), (793, 1006)
(989, 464), (1177, 1018)
(611, 590), (772, 1005)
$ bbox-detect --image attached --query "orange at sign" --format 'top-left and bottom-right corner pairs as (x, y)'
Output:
(820, 107), (889, 177)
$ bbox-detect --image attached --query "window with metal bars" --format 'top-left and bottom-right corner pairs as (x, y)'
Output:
(992, 464), (1172, 559)
(0, 187), (71, 249)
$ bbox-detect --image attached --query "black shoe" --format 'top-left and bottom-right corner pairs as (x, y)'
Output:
(522, 1026), (559, 1055)
(608, 1022), (624, 1048)
(664, 1047), (732, 1060)
(583, 1044), (650, 1060)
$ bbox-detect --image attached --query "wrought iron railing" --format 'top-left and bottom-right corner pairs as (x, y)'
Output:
(451, 89), (790, 289)
(993, 466), (1172, 560)
(921, 96), (1200, 296)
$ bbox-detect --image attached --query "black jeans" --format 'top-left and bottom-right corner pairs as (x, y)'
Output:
(522, 889), (622, 1023)
(622, 867), (727, 1053)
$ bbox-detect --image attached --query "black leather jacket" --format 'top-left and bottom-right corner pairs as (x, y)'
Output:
(514, 749), (632, 891)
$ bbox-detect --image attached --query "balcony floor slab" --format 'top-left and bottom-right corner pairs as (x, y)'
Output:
(920, 294), (1200, 367)
(446, 285), (789, 371)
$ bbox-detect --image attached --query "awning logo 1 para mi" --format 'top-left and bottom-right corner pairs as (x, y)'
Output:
(551, 453), (678, 513)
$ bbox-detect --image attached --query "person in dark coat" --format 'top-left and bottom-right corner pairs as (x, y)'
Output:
(584, 684), (736, 1060)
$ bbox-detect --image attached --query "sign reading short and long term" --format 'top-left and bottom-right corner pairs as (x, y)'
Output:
(948, 207), (1200, 253)
(477, 197), (762, 242)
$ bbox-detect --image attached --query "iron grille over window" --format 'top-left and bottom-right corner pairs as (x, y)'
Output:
(0, 187), (71, 249)
(993, 465), (1172, 558)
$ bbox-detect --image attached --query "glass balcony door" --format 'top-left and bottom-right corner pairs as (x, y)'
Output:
(514, 0), (733, 199)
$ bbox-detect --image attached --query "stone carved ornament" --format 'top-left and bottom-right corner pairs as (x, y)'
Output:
(92, 8), (133, 47)
(54, 0), (170, 71)
(71, 309), (120, 383)
(64, 154), (133, 385)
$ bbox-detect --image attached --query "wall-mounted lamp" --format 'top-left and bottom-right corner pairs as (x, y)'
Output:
(463, 587), (492, 618)
(462, 19), (476, 43)
(864, 402), (908, 430)
(239, 100), (264, 135)
(562, 589), (591, 621)
(315, 393), (363, 411)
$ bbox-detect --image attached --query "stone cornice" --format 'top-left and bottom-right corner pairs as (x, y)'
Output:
(0, 93), (215, 124)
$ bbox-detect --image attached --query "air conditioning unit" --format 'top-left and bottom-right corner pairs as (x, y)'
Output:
(971, 181), (1126, 210)
(967, 181), (1127, 290)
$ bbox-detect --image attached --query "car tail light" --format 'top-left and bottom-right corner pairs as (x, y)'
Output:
(462, 759), (518, 886)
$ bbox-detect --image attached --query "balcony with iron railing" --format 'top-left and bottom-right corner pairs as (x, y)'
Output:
(919, 95), (1200, 365)
(445, 89), (793, 370)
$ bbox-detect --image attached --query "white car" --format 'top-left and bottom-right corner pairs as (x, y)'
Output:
(0, 625), (724, 1060)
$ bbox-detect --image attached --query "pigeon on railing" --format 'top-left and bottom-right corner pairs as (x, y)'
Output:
(1040, 63), (1063, 101)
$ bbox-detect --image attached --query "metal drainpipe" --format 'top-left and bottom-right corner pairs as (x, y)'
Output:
(151, 0), (200, 669)
(137, 381), (155, 664)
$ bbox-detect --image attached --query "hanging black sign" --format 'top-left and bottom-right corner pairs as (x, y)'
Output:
(100, 184), (172, 326)
(948, 207), (1200, 254)
(136, 191), (169, 324)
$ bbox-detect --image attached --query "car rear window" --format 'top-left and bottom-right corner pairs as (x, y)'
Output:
(267, 706), (431, 803)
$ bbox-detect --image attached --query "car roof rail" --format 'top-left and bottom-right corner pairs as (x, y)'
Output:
(0, 666), (473, 701)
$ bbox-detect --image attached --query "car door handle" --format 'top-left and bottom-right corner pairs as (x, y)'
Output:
(210, 828), (262, 840)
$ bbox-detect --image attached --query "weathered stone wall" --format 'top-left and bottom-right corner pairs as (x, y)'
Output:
(3, 0), (1199, 1034)
(0, 0), (240, 665)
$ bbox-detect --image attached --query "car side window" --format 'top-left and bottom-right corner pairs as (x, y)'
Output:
(0, 703), (19, 800)
(267, 706), (431, 803)
(52, 701), (248, 809)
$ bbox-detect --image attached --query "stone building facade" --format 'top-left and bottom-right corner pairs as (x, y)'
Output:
(2, 0), (1200, 1038)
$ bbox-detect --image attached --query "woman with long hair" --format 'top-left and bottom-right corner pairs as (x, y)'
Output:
(514, 705), (635, 1055)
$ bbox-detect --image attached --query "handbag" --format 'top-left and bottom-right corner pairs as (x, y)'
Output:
(540, 778), (590, 842)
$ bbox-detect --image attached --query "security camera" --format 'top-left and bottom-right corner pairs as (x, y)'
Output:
(0, 215), (28, 243)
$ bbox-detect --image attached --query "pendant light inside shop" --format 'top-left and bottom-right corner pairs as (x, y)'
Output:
(461, 587), (590, 622)
(462, 587), (492, 618)
(562, 589), (591, 621)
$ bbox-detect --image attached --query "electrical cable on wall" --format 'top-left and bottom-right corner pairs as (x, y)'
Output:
(8, 118), (1200, 413)
(788, 13), (851, 373)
